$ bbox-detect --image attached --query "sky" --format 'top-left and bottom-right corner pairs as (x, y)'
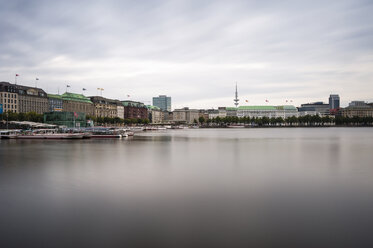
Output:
(0, 0), (372, 109)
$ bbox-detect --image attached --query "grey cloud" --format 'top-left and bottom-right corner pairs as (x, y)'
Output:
(0, 0), (372, 108)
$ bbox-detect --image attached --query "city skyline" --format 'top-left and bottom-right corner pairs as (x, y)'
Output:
(1, 0), (373, 108)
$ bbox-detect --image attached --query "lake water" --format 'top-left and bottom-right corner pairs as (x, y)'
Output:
(1, 128), (373, 247)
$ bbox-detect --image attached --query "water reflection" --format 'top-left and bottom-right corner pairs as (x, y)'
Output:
(1, 128), (373, 247)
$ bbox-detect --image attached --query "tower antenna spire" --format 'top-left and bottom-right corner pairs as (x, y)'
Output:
(234, 82), (239, 107)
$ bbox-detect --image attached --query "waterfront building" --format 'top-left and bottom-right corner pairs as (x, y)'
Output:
(115, 100), (124, 119)
(207, 109), (219, 119)
(62, 92), (95, 116)
(0, 82), (48, 114)
(89, 96), (118, 118)
(44, 111), (87, 128)
(329, 94), (340, 110)
(164, 111), (173, 122)
(47, 94), (63, 112)
(198, 109), (209, 121)
(0, 82), (19, 113)
(237, 105), (298, 119)
(18, 86), (48, 114)
(207, 108), (227, 119)
(173, 107), (199, 124)
(121, 100), (148, 120)
(226, 107), (238, 117)
(341, 101), (373, 118)
(298, 102), (330, 116)
(152, 95), (171, 112)
(147, 105), (163, 124)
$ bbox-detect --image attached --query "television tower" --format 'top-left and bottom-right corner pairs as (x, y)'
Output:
(234, 82), (239, 107)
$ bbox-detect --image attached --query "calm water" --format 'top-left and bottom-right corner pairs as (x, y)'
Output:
(1, 128), (373, 247)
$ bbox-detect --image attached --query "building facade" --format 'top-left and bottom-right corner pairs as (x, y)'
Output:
(0, 82), (19, 113)
(298, 102), (330, 116)
(47, 94), (63, 112)
(173, 107), (199, 124)
(121, 100), (148, 120)
(341, 101), (373, 118)
(89, 96), (118, 118)
(147, 105), (163, 124)
(62, 93), (95, 116)
(115, 100), (124, 119)
(0, 82), (48, 114)
(226, 107), (238, 117)
(152, 95), (171, 112)
(237, 105), (298, 119)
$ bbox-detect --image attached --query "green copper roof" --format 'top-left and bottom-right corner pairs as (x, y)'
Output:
(62, 92), (92, 103)
(146, 105), (161, 110)
(226, 107), (237, 111)
(276, 105), (297, 110)
(47, 94), (63, 100)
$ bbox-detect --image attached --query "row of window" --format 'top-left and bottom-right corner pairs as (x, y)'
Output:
(1, 99), (17, 104)
(2, 104), (17, 109)
(0, 93), (17, 98)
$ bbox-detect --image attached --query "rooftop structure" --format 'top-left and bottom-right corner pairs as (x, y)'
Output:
(348, 101), (368, 108)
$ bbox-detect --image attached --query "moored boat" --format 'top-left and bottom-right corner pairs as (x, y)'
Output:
(0, 130), (21, 139)
(16, 133), (85, 139)
(86, 127), (129, 138)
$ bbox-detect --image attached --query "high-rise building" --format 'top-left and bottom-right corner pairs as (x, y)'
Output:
(329, 94), (340, 110)
(152, 95), (171, 112)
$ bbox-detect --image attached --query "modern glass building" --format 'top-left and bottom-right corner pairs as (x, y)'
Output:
(329, 94), (340, 110)
(152, 95), (171, 112)
(44, 111), (86, 128)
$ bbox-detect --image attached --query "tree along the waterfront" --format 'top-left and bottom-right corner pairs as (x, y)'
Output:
(0, 111), (43, 123)
(206, 115), (373, 127)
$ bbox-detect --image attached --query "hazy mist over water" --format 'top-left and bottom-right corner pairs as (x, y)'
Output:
(1, 128), (373, 247)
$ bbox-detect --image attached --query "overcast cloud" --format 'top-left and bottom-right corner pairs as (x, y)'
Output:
(0, 0), (372, 108)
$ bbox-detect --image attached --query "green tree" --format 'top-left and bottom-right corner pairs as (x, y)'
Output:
(198, 116), (205, 124)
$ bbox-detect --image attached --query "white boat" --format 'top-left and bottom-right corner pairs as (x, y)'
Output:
(15, 129), (86, 139)
(128, 127), (144, 132)
(0, 130), (21, 139)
